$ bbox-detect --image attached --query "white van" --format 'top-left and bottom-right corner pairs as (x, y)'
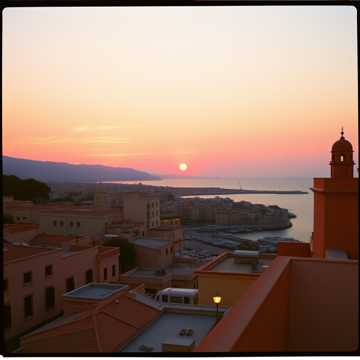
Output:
(155, 288), (199, 305)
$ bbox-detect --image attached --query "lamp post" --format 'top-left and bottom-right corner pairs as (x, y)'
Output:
(212, 292), (222, 322)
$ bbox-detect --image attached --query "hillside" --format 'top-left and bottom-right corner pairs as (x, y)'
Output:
(3, 156), (160, 183)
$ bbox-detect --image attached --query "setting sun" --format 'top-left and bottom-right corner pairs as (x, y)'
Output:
(179, 163), (188, 172)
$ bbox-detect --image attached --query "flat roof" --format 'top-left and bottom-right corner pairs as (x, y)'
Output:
(126, 268), (170, 278)
(210, 256), (273, 274)
(121, 312), (216, 352)
(4, 244), (60, 263)
(64, 283), (128, 300)
(133, 238), (170, 249)
(158, 288), (198, 296)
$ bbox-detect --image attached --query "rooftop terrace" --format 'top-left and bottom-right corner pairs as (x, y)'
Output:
(198, 251), (274, 275)
(121, 311), (216, 352)
(64, 283), (128, 300)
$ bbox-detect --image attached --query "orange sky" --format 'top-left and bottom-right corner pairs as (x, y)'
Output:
(3, 6), (358, 177)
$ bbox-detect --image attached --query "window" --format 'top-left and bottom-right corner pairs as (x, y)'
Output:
(22, 217), (26, 220)
(24, 295), (33, 318)
(70, 221), (74, 227)
(184, 297), (190, 304)
(17, 217), (20, 221)
(162, 295), (168, 303)
(165, 248), (169, 255)
(112, 265), (116, 277)
(60, 220), (64, 227)
(340, 155), (345, 162)
(4, 305), (11, 329)
(85, 269), (93, 283)
(4, 278), (8, 292)
(103, 268), (108, 281)
(45, 287), (55, 310)
(66, 277), (75, 292)
(76, 221), (80, 228)
(53, 220), (57, 227)
(170, 296), (183, 304)
(23, 271), (32, 286)
(45, 265), (53, 277)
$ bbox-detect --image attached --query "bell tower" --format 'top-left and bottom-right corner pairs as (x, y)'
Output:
(311, 128), (358, 259)
(330, 128), (354, 179)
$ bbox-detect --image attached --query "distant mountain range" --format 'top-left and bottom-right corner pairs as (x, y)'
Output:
(3, 156), (161, 183)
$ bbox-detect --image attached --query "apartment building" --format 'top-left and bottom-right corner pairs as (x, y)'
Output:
(122, 192), (160, 230)
(39, 207), (123, 240)
(3, 242), (119, 346)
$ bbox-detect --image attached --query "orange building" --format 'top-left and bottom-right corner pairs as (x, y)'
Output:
(195, 130), (359, 353)
(311, 129), (358, 259)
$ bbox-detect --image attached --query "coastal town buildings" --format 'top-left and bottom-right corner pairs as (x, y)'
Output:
(19, 282), (223, 353)
(4, 242), (119, 346)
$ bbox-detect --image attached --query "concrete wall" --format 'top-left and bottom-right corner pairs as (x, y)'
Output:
(288, 259), (358, 352)
(195, 256), (290, 352)
(312, 178), (358, 259)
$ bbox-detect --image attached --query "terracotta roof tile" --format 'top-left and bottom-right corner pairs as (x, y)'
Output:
(28, 233), (78, 248)
(4, 244), (60, 263)
(4, 223), (39, 233)
(21, 292), (161, 353)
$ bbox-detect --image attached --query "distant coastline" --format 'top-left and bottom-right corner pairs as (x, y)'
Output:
(99, 182), (308, 197)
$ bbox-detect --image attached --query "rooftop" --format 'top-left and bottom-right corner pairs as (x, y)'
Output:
(133, 238), (170, 249)
(124, 268), (171, 279)
(64, 283), (128, 300)
(4, 243), (60, 263)
(198, 252), (274, 275)
(28, 233), (78, 248)
(21, 292), (161, 353)
(121, 312), (216, 353)
(195, 256), (358, 352)
(4, 223), (39, 233)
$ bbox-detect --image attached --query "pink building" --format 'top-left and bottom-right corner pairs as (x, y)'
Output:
(3, 242), (120, 349)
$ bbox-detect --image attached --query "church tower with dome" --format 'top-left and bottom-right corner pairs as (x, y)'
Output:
(330, 127), (355, 179)
(311, 129), (358, 259)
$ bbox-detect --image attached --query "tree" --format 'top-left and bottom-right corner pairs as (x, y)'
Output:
(3, 175), (50, 202)
(103, 238), (136, 272)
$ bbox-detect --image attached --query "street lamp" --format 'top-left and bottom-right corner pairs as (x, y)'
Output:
(212, 292), (222, 321)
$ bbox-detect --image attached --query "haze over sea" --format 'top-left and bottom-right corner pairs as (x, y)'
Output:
(111, 177), (313, 243)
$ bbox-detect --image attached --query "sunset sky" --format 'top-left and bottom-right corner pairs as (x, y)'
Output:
(3, 6), (358, 177)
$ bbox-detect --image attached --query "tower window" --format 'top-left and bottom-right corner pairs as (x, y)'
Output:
(340, 155), (344, 162)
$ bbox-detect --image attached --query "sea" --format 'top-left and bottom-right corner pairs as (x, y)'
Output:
(111, 177), (314, 243)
